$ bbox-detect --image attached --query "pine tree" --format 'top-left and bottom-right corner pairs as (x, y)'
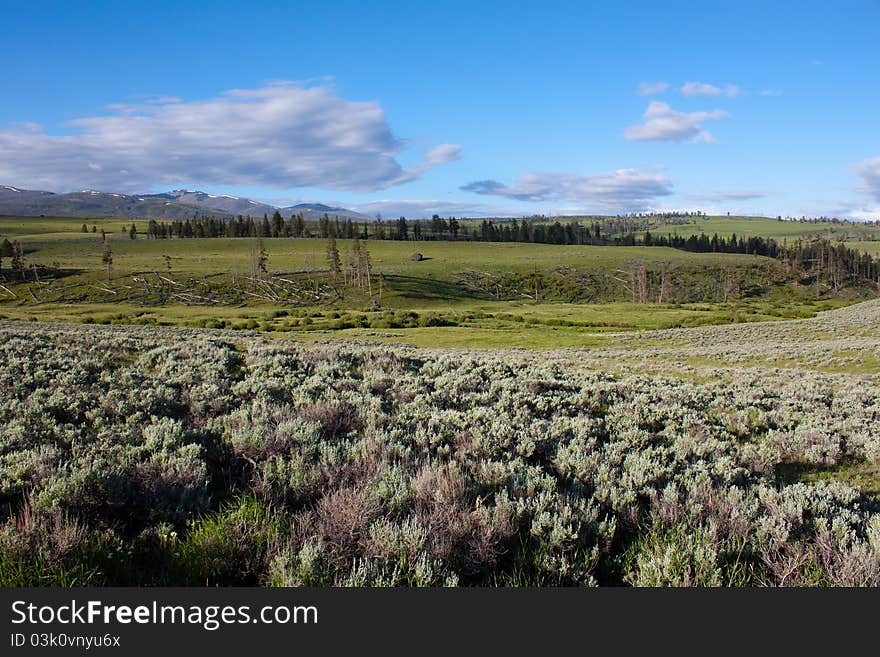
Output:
(129, 224), (137, 240)
(292, 214), (305, 238)
(272, 210), (284, 237)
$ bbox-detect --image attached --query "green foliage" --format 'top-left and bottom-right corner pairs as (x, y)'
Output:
(623, 525), (725, 587)
(165, 497), (287, 586)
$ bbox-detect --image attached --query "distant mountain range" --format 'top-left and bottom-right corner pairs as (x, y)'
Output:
(0, 185), (369, 221)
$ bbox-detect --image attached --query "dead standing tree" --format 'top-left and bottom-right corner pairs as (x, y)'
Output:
(326, 236), (341, 284)
(250, 238), (269, 285)
(610, 260), (649, 304)
(358, 240), (373, 297)
(657, 263), (671, 304)
(635, 262), (648, 304)
(341, 237), (374, 296)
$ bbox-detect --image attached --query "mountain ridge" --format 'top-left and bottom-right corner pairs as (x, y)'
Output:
(0, 185), (369, 222)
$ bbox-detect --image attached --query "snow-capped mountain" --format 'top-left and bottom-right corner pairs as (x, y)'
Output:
(0, 186), (368, 221)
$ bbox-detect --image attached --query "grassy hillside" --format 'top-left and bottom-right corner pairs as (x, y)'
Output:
(0, 215), (874, 348)
(650, 214), (880, 242)
(0, 214), (132, 238)
(5, 219), (762, 273)
(848, 240), (880, 255)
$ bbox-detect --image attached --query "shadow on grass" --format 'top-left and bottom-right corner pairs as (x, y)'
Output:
(776, 458), (880, 502)
(385, 274), (490, 301)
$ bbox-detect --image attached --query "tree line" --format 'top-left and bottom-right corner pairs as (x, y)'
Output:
(130, 212), (879, 290)
(2, 213), (877, 293)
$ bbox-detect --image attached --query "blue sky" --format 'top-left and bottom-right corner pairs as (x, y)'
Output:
(1, 0), (878, 218)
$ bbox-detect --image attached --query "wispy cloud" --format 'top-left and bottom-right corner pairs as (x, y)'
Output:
(0, 82), (460, 193)
(793, 200), (880, 222)
(460, 168), (673, 213)
(351, 199), (497, 218)
(759, 89), (782, 97)
(681, 81), (741, 97)
(854, 156), (880, 202)
(638, 81), (669, 96)
(389, 144), (462, 186)
(144, 96), (182, 105)
(688, 190), (768, 202)
(844, 207), (880, 221)
(624, 101), (729, 143)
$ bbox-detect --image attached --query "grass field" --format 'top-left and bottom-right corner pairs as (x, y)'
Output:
(0, 214), (875, 347)
(9, 225), (760, 274)
(649, 214), (880, 241)
(847, 240), (880, 255)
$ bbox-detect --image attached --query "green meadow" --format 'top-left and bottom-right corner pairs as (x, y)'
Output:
(0, 214), (873, 348)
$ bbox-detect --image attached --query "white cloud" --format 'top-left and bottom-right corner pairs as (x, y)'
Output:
(390, 144), (462, 185)
(352, 199), (496, 218)
(681, 81), (741, 97)
(759, 89), (782, 97)
(799, 202), (880, 222)
(854, 157), (880, 202)
(624, 101), (729, 143)
(145, 96), (182, 104)
(688, 190), (768, 202)
(0, 82), (460, 193)
(843, 207), (880, 221)
(847, 208), (880, 221)
(796, 159), (880, 221)
(724, 84), (741, 97)
(460, 168), (673, 213)
(638, 81), (669, 96)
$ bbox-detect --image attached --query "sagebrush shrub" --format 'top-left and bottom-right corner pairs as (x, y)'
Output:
(0, 302), (878, 586)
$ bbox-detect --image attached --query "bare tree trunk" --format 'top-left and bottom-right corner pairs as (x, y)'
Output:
(658, 269), (669, 304)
